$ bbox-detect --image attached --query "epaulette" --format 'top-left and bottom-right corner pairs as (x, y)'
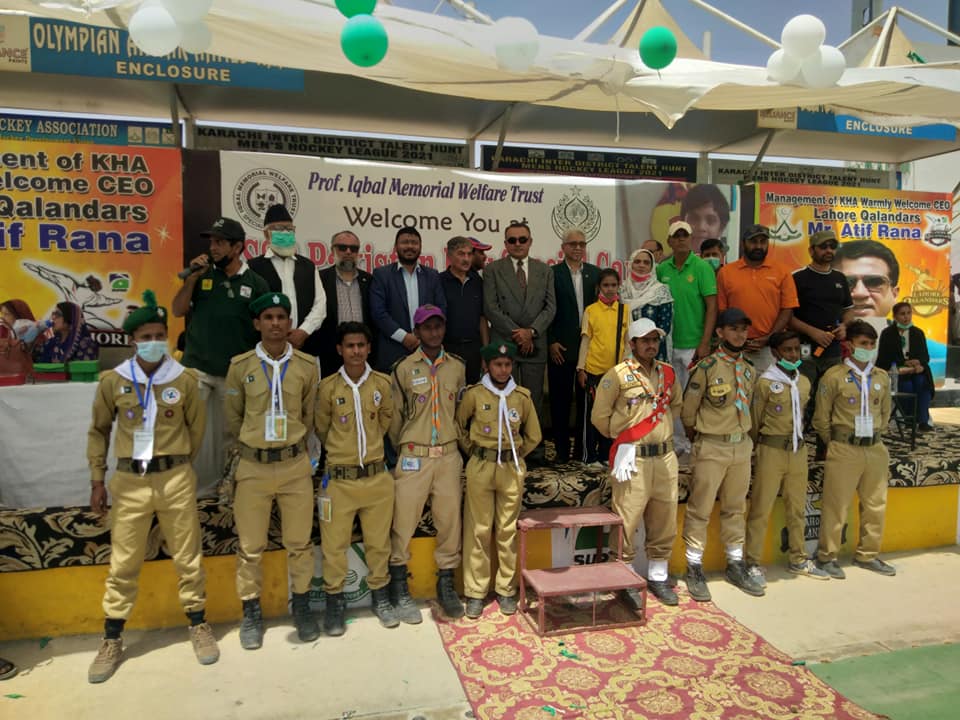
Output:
(291, 349), (316, 364)
(390, 355), (407, 374)
(445, 351), (466, 366)
(512, 384), (532, 398)
(229, 349), (256, 364)
(371, 369), (392, 383)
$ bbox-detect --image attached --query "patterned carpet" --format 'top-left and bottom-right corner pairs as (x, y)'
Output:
(433, 595), (885, 720)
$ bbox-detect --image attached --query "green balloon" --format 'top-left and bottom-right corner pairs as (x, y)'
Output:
(336, 0), (376, 18)
(639, 26), (678, 70)
(341, 14), (388, 68)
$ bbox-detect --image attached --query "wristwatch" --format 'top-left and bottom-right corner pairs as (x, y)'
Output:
(530, 328), (538, 338)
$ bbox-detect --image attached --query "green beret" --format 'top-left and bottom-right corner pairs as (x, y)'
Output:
(250, 292), (291, 317)
(481, 341), (518, 361)
(123, 290), (167, 334)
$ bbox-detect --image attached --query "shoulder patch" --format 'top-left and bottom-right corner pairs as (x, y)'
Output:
(230, 349), (256, 364)
(698, 357), (716, 370)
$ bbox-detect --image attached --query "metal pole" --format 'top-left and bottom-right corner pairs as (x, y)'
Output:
(444, 0), (494, 25)
(744, 130), (777, 183)
(684, 0), (780, 48)
(575, 0), (631, 42)
(898, 7), (960, 47)
(491, 103), (515, 172)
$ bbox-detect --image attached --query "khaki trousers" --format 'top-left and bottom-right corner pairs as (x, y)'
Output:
(745, 444), (808, 566)
(194, 371), (229, 496)
(102, 465), (205, 619)
(320, 470), (394, 593)
(683, 436), (753, 552)
(234, 454), (314, 600)
(390, 451), (464, 568)
(612, 452), (679, 563)
(462, 456), (523, 599)
(816, 441), (890, 563)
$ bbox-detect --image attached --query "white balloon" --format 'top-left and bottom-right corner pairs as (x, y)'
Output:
(160, 0), (213, 26)
(765, 48), (802, 84)
(179, 21), (212, 54)
(781, 14), (826, 60)
(128, 4), (181, 57)
(800, 45), (846, 88)
(491, 16), (539, 73)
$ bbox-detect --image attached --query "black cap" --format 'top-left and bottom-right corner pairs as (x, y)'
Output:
(200, 217), (245, 243)
(717, 307), (752, 327)
(741, 224), (769, 243)
(263, 204), (292, 226)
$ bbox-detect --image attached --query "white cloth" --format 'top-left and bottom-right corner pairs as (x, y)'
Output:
(114, 354), (185, 461)
(391, 263), (421, 343)
(263, 249), (327, 333)
(844, 358), (875, 419)
(620, 249), (673, 307)
(761, 364), (804, 452)
(338, 363), (372, 466)
(568, 261), (584, 318)
(480, 373), (521, 472)
(612, 443), (637, 483)
(255, 342), (293, 425)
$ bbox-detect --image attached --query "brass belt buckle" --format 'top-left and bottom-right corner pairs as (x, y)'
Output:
(428, 446), (443, 458)
(729, 432), (743, 443)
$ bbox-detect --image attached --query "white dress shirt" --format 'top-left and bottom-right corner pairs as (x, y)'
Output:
(391, 262), (420, 343)
(567, 260), (584, 318)
(264, 249), (327, 333)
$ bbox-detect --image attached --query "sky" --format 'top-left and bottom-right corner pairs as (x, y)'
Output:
(393, 0), (952, 66)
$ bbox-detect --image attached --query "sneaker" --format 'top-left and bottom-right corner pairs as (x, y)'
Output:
(684, 564), (711, 602)
(88, 638), (123, 684)
(646, 580), (678, 606)
(745, 563), (767, 589)
(815, 559), (846, 580)
(496, 594), (518, 615)
(853, 557), (897, 576)
(787, 559), (831, 580)
(619, 587), (645, 612)
(725, 561), (765, 597)
(188, 623), (220, 665)
(464, 597), (485, 619)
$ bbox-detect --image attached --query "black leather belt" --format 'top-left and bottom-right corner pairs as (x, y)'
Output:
(327, 462), (387, 479)
(239, 441), (306, 464)
(473, 447), (517, 463)
(830, 429), (881, 447)
(634, 441), (673, 458)
(116, 455), (189, 474)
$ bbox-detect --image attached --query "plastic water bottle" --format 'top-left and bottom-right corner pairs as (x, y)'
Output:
(889, 364), (898, 394)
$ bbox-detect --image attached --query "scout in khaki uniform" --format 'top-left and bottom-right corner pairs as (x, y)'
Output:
(681, 307), (764, 601)
(225, 293), (320, 649)
(455, 342), (542, 619)
(86, 290), (217, 684)
(591, 318), (683, 607)
(745, 331), (829, 587)
(814, 320), (895, 578)
(388, 305), (467, 622)
(315, 321), (396, 635)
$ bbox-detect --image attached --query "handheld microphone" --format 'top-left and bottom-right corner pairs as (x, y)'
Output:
(177, 255), (210, 280)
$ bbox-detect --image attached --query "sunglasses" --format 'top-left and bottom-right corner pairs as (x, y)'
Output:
(814, 241), (839, 250)
(846, 274), (891, 291)
(333, 243), (359, 252)
(506, 236), (530, 245)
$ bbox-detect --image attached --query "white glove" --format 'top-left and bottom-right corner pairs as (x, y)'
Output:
(612, 443), (637, 483)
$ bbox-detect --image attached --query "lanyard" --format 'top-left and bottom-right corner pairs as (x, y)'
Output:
(129, 360), (155, 423)
(260, 360), (289, 411)
(848, 369), (870, 393)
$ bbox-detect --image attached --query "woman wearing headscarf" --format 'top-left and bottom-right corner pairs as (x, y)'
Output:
(0, 299), (45, 344)
(619, 248), (673, 361)
(35, 301), (99, 363)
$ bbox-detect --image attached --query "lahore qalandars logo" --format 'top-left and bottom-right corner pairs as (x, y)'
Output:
(923, 214), (951, 247)
(551, 186), (601, 243)
(233, 168), (300, 229)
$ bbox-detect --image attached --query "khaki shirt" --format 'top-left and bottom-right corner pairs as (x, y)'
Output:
(681, 351), (755, 435)
(455, 383), (542, 458)
(87, 363), (205, 484)
(224, 348), (318, 449)
(591, 359), (682, 442)
(389, 349), (466, 448)
(751, 373), (811, 439)
(813, 363), (891, 442)
(316, 368), (393, 465)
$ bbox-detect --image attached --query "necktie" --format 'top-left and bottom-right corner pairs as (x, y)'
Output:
(422, 349), (446, 445)
(516, 259), (527, 293)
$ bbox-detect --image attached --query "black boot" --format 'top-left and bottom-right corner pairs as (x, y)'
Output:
(323, 592), (346, 637)
(388, 565), (422, 625)
(436, 569), (465, 618)
(291, 592), (320, 642)
(371, 586), (400, 628)
(239, 598), (264, 650)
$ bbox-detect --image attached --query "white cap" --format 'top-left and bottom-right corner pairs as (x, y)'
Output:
(668, 220), (692, 237)
(628, 318), (665, 340)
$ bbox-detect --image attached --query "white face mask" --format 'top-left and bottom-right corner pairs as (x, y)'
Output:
(852, 346), (877, 364)
(135, 340), (168, 363)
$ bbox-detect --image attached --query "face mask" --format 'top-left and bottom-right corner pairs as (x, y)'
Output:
(270, 230), (297, 257)
(213, 253), (232, 269)
(599, 293), (619, 306)
(852, 346), (877, 364)
(896, 321), (912, 330)
(630, 271), (650, 283)
(777, 358), (802, 372)
(135, 340), (167, 363)
(705, 257), (721, 271)
(722, 340), (745, 353)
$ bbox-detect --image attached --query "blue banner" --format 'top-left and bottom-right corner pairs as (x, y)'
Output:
(797, 109), (957, 142)
(0, 112), (178, 147)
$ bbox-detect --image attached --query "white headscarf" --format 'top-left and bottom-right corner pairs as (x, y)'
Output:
(620, 248), (673, 307)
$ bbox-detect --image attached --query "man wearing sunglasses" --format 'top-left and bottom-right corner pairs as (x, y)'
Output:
(831, 239), (900, 320)
(317, 230), (374, 378)
(483, 220), (556, 466)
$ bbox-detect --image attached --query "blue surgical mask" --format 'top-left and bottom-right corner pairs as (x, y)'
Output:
(135, 340), (167, 363)
(705, 257), (721, 271)
(270, 230), (297, 257)
(777, 358), (802, 372)
(852, 346), (877, 364)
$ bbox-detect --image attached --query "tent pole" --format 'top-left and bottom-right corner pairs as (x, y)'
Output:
(575, 0), (633, 43)
(169, 85), (180, 145)
(868, 8), (897, 67)
(697, 151), (711, 182)
(744, 130), (777, 182)
(491, 103), (516, 172)
(838, 10), (890, 50)
(684, 0), (780, 48)
(898, 7), (960, 47)
(443, 0), (494, 24)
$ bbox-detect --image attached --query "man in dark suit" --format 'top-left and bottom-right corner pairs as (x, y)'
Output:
(548, 229), (599, 463)
(483, 220), (557, 464)
(317, 230), (373, 377)
(248, 204), (327, 356)
(370, 226), (446, 372)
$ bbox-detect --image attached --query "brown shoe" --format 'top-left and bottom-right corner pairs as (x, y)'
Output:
(189, 623), (220, 665)
(88, 638), (123, 683)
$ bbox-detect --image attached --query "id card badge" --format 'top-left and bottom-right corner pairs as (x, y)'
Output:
(265, 413), (288, 442)
(855, 415), (874, 438)
(133, 427), (155, 460)
(400, 456), (421, 472)
(317, 495), (332, 523)
(800, 343), (812, 359)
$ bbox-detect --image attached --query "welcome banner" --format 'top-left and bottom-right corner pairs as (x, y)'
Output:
(757, 183), (952, 383)
(0, 141), (183, 345)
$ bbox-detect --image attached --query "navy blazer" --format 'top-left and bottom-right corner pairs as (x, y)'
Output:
(370, 262), (446, 370)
